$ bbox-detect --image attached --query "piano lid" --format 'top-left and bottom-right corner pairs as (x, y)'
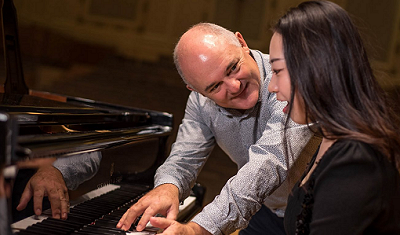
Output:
(0, 0), (173, 161)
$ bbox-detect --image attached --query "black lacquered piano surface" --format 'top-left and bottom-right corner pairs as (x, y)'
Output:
(1, 90), (173, 160)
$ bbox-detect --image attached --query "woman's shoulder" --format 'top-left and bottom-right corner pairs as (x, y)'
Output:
(324, 139), (382, 164)
(316, 139), (399, 184)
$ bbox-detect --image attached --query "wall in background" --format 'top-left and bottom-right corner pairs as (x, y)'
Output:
(11, 0), (400, 87)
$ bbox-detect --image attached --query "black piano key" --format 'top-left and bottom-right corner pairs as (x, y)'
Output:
(25, 226), (67, 235)
(38, 221), (79, 233)
(66, 213), (95, 224)
(68, 211), (96, 220)
(30, 222), (74, 234)
(85, 199), (130, 208)
(80, 225), (125, 235)
(69, 207), (104, 217)
(87, 224), (126, 231)
(73, 205), (116, 214)
(108, 207), (132, 217)
(43, 217), (82, 229)
(92, 219), (119, 228)
(100, 214), (121, 221)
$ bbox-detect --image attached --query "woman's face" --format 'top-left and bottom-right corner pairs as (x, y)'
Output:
(268, 32), (307, 124)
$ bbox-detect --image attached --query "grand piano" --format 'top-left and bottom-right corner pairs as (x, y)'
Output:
(0, 0), (204, 234)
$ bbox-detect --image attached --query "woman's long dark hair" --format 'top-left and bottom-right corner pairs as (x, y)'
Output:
(273, 1), (400, 170)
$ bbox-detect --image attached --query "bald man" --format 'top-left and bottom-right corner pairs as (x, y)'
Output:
(117, 23), (318, 235)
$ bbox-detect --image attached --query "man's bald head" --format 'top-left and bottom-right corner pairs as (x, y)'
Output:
(173, 23), (241, 85)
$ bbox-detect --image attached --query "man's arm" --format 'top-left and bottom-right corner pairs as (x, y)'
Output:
(154, 91), (216, 200)
(190, 93), (315, 234)
(52, 151), (102, 190)
(117, 91), (216, 231)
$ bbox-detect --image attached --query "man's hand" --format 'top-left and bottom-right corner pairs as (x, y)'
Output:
(16, 165), (69, 220)
(149, 218), (211, 235)
(116, 184), (180, 231)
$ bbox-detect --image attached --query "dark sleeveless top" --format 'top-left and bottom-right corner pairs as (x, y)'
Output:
(284, 139), (400, 234)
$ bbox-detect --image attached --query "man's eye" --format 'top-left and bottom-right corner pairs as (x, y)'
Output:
(231, 64), (237, 72)
(210, 83), (221, 92)
(228, 63), (238, 76)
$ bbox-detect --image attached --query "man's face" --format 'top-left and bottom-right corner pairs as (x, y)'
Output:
(179, 33), (261, 110)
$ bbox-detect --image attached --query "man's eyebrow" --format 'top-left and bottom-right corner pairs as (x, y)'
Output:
(204, 82), (217, 93)
(225, 60), (237, 73)
(270, 58), (284, 64)
(204, 59), (238, 93)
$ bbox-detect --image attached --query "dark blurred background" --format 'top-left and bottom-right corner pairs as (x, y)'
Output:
(2, 0), (400, 206)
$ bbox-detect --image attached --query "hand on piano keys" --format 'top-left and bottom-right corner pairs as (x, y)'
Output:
(117, 183), (180, 232)
(16, 165), (70, 220)
(11, 183), (197, 234)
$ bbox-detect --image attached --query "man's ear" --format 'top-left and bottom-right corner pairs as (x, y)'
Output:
(186, 84), (195, 91)
(186, 85), (206, 97)
(235, 32), (250, 52)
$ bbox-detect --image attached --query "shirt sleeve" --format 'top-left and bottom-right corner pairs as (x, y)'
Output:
(192, 93), (314, 235)
(154, 91), (216, 200)
(53, 151), (102, 190)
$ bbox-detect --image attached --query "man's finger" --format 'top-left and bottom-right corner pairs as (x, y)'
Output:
(149, 217), (172, 230)
(48, 187), (61, 219)
(116, 211), (128, 229)
(165, 205), (179, 221)
(32, 186), (45, 216)
(118, 205), (144, 231)
(136, 210), (155, 232)
(16, 184), (33, 211)
(59, 188), (69, 220)
(120, 210), (140, 231)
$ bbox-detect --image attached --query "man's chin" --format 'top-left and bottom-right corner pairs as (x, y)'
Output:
(217, 93), (259, 110)
(239, 94), (259, 109)
(232, 99), (258, 110)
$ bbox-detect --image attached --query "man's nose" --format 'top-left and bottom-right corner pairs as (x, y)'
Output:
(226, 78), (241, 94)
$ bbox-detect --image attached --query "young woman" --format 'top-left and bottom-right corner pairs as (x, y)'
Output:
(268, 1), (400, 234)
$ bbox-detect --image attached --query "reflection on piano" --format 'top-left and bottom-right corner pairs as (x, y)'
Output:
(0, 0), (205, 234)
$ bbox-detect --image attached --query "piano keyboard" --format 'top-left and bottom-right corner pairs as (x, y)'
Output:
(11, 184), (197, 235)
